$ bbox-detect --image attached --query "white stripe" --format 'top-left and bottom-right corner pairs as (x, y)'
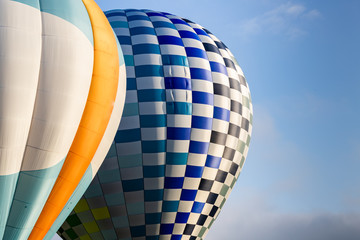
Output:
(21, 12), (94, 171)
(0, 1), (41, 175)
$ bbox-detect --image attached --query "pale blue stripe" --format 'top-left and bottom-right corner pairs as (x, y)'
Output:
(43, 166), (93, 240)
(11, 0), (39, 9)
(0, 173), (18, 240)
(4, 158), (65, 240)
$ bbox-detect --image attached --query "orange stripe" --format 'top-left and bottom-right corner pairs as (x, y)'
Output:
(28, 0), (120, 239)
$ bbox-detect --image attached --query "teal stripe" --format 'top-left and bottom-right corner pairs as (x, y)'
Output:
(110, 21), (129, 28)
(135, 65), (164, 77)
(0, 173), (18, 239)
(166, 102), (192, 115)
(142, 140), (166, 153)
(166, 153), (188, 165)
(44, 166), (92, 240)
(124, 55), (134, 66)
(118, 154), (143, 168)
(122, 103), (139, 117)
(11, 0), (39, 9)
(162, 55), (189, 67)
(4, 158), (65, 240)
(114, 30), (125, 66)
(39, 0), (93, 45)
(140, 115), (166, 127)
(138, 89), (166, 102)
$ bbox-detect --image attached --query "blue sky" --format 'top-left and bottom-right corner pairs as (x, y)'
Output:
(53, 0), (360, 239)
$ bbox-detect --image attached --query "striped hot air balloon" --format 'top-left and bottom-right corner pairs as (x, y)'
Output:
(0, 1), (126, 239)
(57, 9), (253, 240)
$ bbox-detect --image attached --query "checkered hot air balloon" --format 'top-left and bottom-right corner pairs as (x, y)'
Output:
(56, 9), (253, 240)
(0, 1), (126, 239)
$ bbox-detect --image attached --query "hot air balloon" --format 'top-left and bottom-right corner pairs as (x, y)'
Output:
(56, 9), (253, 240)
(0, 1), (126, 239)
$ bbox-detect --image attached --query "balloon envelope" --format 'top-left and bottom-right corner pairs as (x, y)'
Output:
(58, 9), (253, 240)
(0, 0), (126, 239)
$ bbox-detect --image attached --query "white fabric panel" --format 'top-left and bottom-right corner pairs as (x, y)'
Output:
(131, 34), (158, 45)
(134, 54), (162, 66)
(91, 64), (126, 176)
(21, 12), (94, 171)
(0, 1), (41, 175)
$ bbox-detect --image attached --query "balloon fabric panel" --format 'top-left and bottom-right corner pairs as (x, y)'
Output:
(58, 9), (253, 240)
(0, 0), (126, 240)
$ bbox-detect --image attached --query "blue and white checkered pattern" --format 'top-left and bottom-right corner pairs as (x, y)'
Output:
(59, 9), (253, 240)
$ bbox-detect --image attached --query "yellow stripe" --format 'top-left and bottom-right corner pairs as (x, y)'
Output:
(28, 0), (120, 239)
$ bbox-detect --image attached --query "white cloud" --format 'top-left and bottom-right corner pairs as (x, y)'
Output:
(207, 188), (360, 240)
(239, 2), (321, 39)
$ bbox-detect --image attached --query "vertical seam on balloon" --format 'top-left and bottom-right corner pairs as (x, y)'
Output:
(183, 21), (233, 237)
(28, 0), (120, 238)
(164, 13), (216, 237)
(197, 28), (243, 238)
(121, 9), (136, 236)
(3, 0), (42, 238)
(142, 9), (169, 237)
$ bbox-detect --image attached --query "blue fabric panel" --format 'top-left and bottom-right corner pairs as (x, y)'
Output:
(0, 173), (18, 239)
(105, 10), (125, 17)
(110, 21), (128, 28)
(191, 202), (205, 213)
(144, 190), (164, 201)
(166, 102), (192, 115)
(131, 225), (146, 237)
(191, 116), (212, 130)
(133, 44), (161, 55)
(171, 235), (182, 240)
(162, 201), (179, 212)
(98, 168), (121, 183)
(130, 27), (156, 36)
(122, 179), (144, 192)
(194, 28), (207, 36)
(160, 224), (174, 234)
(147, 236), (160, 240)
(179, 30), (199, 40)
(4, 158), (65, 240)
(190, 68), (212, 81)
(145, 213), (162, 224)
(105, 193), (125, 206)
(162, 55), (189, 66)
(152, 21), (177, 29)
(44, 166), (92, 240)
(164, 177), (184, 189)
(180, 189), (197, 201)
(205, 155), (222, 169)
(84, 181), (103, 198)
(146, 12), (164, 17)
(192, 91), (214, 105)
(214, 107), (231, 121)
(39, 0), (93, 44)
(143, 166), (165, 178)
(140, 115), (167, 127)
(122, 103), (139, 117)
(189, 141), (210, 154)
(126, 78), (137, 90)
(175, 212), (190, 223)
(185, 47), (208, 59)
(138, 89), (166, 102)
(170, 18), (189, 25)
(165, 77), (191, 90)
(167, 127), (191, 140)
(185, 166), (204, 178)
(142, 140), (166, 153)
(158, 36), (184, 46)
(11, 0), (39, 9)
(115, 128), (141, 143)
(112, 216), (129, 228)
(210, 61), (228, 75)
(118, 36), (132, 45)
(135, 65), (164, 77)
(166, 153), (188, 165)
(127, 14), (149, 21)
